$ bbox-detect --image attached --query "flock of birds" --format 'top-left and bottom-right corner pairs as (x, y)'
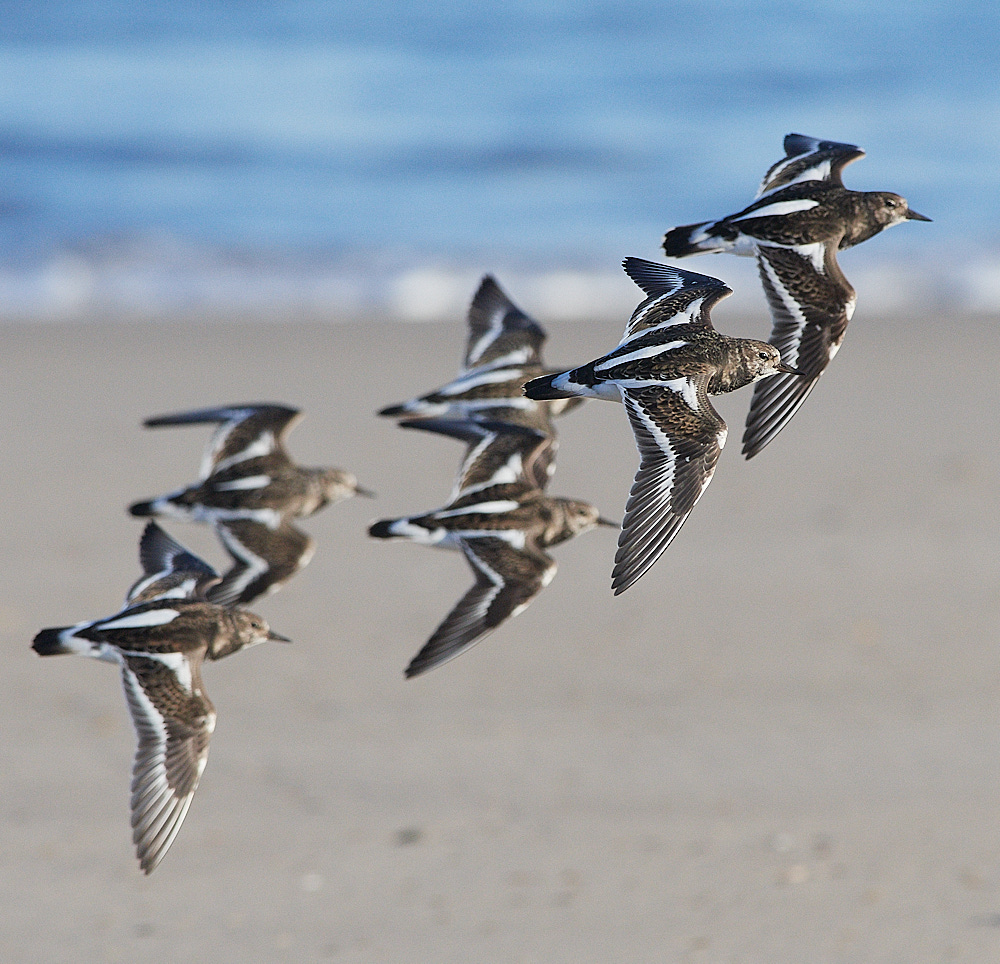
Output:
(32, 134), (929, 873)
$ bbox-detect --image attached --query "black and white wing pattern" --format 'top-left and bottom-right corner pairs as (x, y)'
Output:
(143, 404), (301, 479)
(400, 417), (557, 498)
(378, 276), (553, 422)
(757, 133), (866, 196)
(613, 383), (726, 595)
(463, 275), (547, 370)
(741, 242), (855, 458)
(127, 521), (220, 605)
(208, 518), (315, 608)
(620, 258), (732, 339)
(404, 535), (554, 678)
(119, 649), (215, 874)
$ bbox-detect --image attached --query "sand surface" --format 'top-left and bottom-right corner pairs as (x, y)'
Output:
(3, 310), (1000, 963)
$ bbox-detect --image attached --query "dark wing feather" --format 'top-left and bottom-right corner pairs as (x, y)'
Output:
(120, 653), (215, 874)
(613, 385), (726, 594)
(401, 417), (556, 497)
(463, 276), (547, 370)
(144, 404), (300, 478)
(741, 243), (854, 458)
(127, 522), (220, 604)
(758, 134), (865, 196)
(621, 258), (732, 339)
(405, 536), (553, 677)
(208, 519), (314, 607)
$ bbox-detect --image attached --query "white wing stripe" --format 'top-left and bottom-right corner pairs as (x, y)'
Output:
(435, 500), (521, 518)
(100, 609), (180, 631)
(212, 475), (271, 491)
(595, 340), (688, 371)
(734, 198), (820, 220)
(440, 367), (526, 394)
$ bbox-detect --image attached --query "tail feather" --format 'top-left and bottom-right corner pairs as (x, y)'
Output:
(523, 372), (577, 401)
(662, 220), (728, 257)
(368, 519), (399, 539)
(32, 627), (75, 656)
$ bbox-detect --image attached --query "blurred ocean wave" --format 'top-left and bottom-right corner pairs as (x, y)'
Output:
(0, 1), (995, 321)
(1, 239), (994, 325)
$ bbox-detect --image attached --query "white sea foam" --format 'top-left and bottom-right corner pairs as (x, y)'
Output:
(0, 247), (989, 324)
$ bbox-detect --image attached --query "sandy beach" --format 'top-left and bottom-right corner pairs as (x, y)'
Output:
(4, 308), (1000, 963)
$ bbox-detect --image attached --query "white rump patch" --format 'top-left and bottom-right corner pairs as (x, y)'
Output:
(468, 528), (527, 550)
(214, 507), (283, 529)
(460, 397), (533, 411)
(551, 371), (618, 401)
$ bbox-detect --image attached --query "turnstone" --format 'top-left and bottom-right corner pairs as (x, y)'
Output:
(129, 403), (371, 605)
(369, 422), (614, 677)
(524, 257), (800, 595)
(378, 274), (582, 430)
(662, 133), (930, 458)
(32, 522), (289, 874)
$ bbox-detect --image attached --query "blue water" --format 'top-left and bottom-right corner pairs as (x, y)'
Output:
(0, 1), (997, 319)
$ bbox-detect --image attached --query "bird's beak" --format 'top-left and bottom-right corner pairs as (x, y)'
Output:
(776, 362), (807, 376)
(906, 208), (932, 222)
(267, 630), (292, 643)
(355, 485), (377, 498)
(597, 517), (621, 529)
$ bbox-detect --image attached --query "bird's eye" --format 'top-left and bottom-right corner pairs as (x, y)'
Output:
(758, 351), (770, 360)
(886, 198), (897, 207)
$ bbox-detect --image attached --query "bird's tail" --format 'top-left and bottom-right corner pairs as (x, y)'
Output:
(523, 371), (580, 401)
(368, 519), (402, 539)
(32, 627), (77, 656)
(662, 220), (733, 257)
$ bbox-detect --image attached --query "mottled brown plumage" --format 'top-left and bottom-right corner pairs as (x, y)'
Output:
(525, 258), (799, 593)
(661, 134), (930, 458)
(32, 522), (288, 873)
(369, 423), (613, 676)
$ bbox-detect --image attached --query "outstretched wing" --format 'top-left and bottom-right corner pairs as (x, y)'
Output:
(401, 417), (556, 498)
(463, 275), (548, 370)
(613, 384), (726, 594)
(144, 404), (301, 478)
(404, 536), (554, 678)
(208, 518), (315, 608)
(119, 651), (215, 874)
(758, 134), (865, 196)
(620, 258), (732, 340)
(741, 242), (854, 458)
(126, 522), (220, 605)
